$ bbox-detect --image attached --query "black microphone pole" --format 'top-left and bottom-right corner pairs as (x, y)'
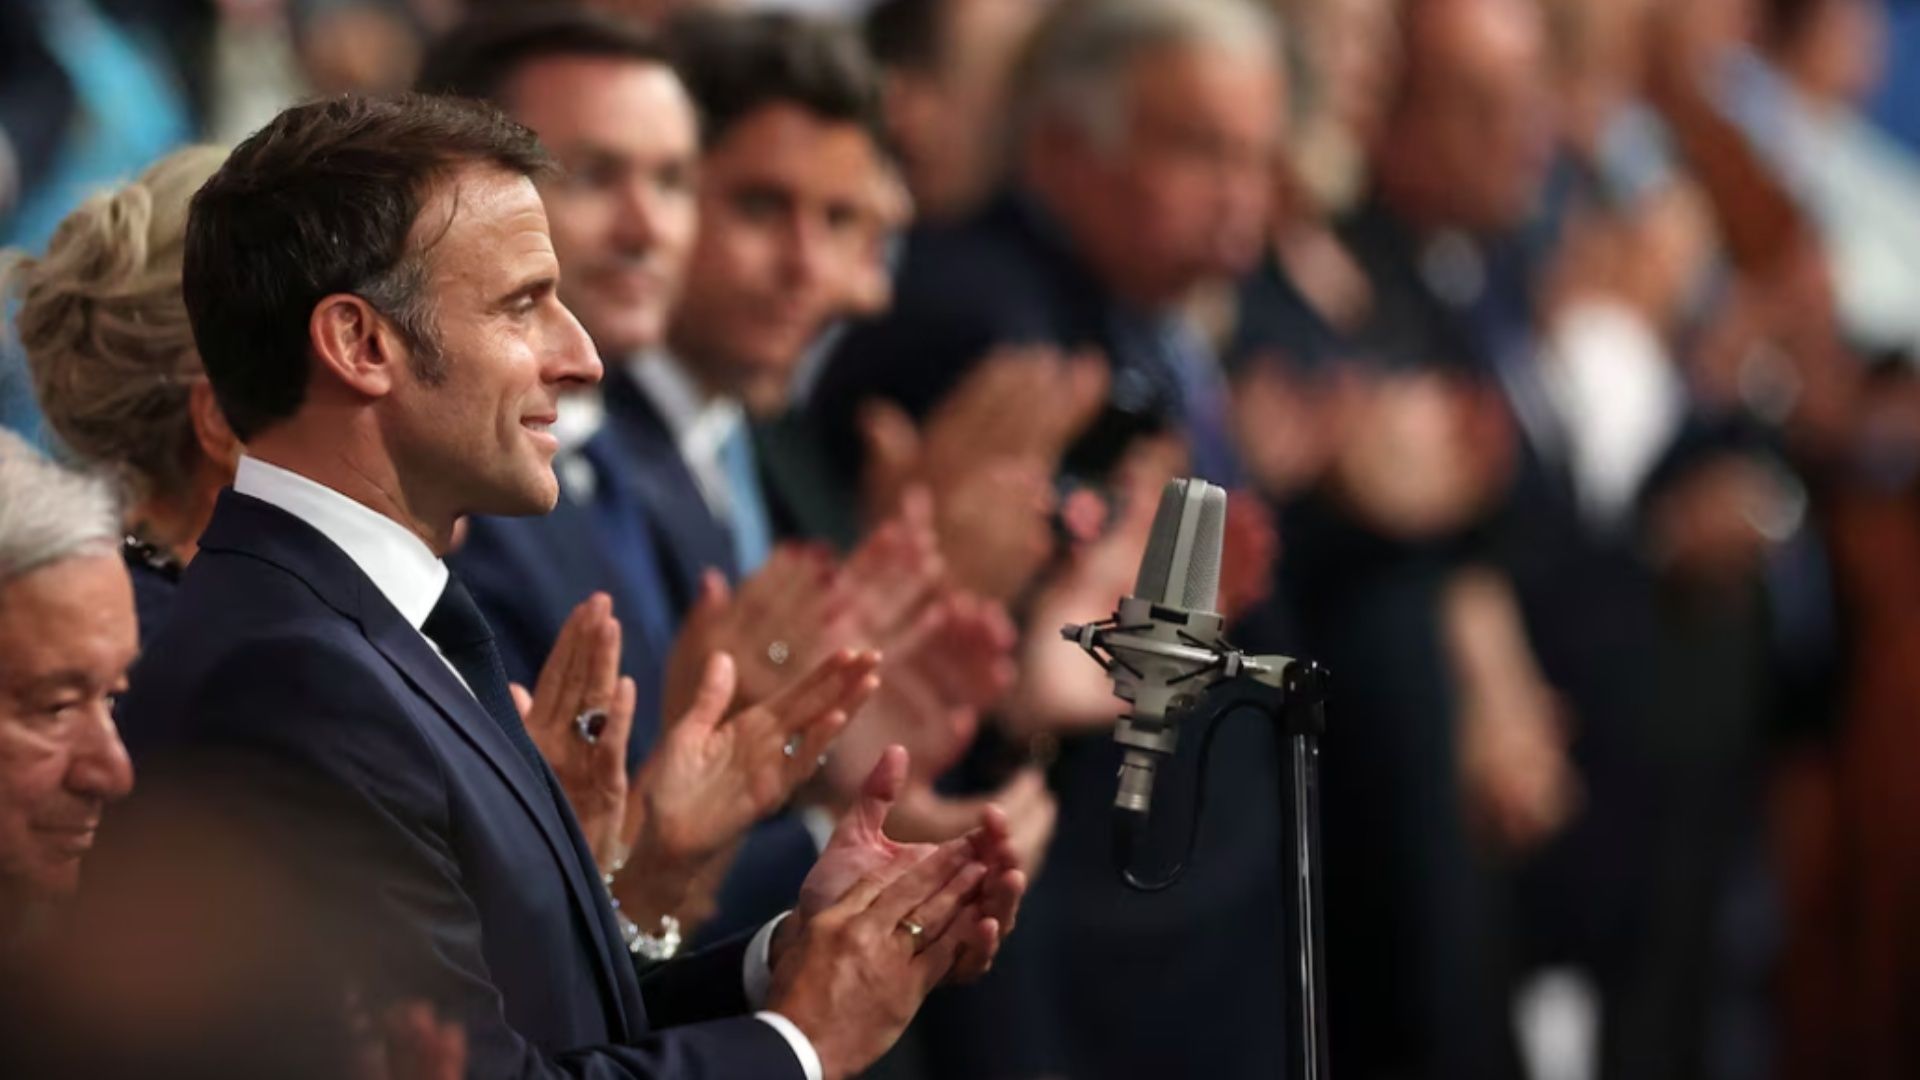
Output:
(1210, 659), (1332, 1080)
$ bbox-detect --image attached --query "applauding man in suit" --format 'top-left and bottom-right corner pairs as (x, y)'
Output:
(114, 92), (1023, 1080)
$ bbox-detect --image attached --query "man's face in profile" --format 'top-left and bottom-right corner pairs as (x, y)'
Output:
(382, 164), (602, 520)
(0, 552), (137, 900)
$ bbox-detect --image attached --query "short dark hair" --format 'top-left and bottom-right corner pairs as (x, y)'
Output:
(416, 7), (671, 106)
(183, 93), (553, 440)
(665, 9), (885, 151)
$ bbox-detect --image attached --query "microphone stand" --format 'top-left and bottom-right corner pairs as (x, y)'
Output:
(1209, 658), (1331, 1080)
(1062, 619), (1333, 1080)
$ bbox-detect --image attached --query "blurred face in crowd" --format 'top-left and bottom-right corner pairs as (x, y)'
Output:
(669, 103), (884, 402)
(1037, 41), (1285, 307)
(883, 0), (1038, 221)
(1377, 0), (1555, 233)
(0, 553), (136, 901)
(504, 56), (701, 359)
(372, 165), (601, 523)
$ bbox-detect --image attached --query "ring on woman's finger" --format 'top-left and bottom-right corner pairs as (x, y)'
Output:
(782, 735), (802, 758)
(574, 708), (609, 745)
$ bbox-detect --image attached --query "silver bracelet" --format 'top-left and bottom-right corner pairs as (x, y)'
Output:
(604, 861), (682, 961)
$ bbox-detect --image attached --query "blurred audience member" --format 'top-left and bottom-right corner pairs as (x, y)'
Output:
(0, 430), (135, 951)
(6, 145), (233, 643)
(863, 0), (1041, 224)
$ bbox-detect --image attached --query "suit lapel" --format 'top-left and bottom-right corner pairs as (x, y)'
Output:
(199, 492), (641, 1039)
(603, 370), (740, 598)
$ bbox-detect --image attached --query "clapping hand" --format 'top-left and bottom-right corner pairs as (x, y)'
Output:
(763, 748), (1026, 1080)
(661, 546), (846, 719)
(611, 649), (881, 928)
(514, 593), (636, 872)
(859, 347), (1109, 601)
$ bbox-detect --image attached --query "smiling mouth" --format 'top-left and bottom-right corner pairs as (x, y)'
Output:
(37, 825), (99, 854)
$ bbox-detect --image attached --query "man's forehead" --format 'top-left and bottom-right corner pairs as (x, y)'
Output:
(410, 165), (555, 267)
(510, 54), (693, 126)
(710, 105), (879, 179)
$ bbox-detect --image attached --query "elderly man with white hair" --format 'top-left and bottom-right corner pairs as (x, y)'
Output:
(0, 430), (136, 947)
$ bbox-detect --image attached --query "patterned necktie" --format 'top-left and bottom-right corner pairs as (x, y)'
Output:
(422, 574), (547, 777)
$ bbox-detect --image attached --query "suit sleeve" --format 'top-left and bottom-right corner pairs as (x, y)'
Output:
(176, 632), (806, 1080)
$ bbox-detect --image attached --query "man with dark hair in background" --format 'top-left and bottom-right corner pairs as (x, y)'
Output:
(113, 91), (1026, 1080)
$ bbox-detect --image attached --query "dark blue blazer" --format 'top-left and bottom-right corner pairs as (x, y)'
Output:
(115, 490), (804, 1079)
(602, 368), (737, 605)
(451, 490), (667, 773)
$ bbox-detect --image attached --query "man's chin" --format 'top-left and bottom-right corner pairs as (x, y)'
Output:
(471, 471), (561, 520)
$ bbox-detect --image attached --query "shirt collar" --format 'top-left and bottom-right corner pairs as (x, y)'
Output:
(627, 350), (745, 466)
(232, 454), (450, 631)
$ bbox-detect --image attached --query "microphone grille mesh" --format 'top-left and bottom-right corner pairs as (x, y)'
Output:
(1183, 484), (1227, 612)
(1134, 481), (1185, 603)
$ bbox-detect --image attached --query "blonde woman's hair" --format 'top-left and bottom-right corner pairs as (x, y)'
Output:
(4, 145), (228, 505)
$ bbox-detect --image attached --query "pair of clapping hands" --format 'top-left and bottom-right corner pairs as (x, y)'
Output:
(520, 491), (1041, 935)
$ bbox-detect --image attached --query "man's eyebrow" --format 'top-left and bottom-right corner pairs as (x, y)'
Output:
(12, 671), (91, 697)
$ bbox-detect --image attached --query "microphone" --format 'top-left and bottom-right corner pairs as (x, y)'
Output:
(1062, 477), (1251, 817)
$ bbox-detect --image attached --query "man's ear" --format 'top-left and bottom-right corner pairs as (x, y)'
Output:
(308, 292), (403, 399)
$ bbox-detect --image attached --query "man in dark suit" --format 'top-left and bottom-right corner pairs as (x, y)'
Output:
(113, 92), (1025, 1080)
(811, 2), (1296, 1076)
(419, 10), (909, 950)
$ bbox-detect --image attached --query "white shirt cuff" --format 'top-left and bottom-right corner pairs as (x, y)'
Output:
(743, 912), (784, 1006)
(744, 913), (823, 1080)
(756, 1011), (825, 1080)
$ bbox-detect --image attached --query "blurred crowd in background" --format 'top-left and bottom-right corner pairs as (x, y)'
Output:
(5, 0), (1920, 1078)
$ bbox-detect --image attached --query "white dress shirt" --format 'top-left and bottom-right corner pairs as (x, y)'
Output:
(231, 455), (822, 1080)
(627, 350), (749, 524)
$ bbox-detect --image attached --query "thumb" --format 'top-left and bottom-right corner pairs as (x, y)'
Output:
(682, 652), (737, 733)
(508, 682), (533, 721)
(860, 400), (922, 486)
(851, 744), (910, 837)
(693, 568), (731, 617)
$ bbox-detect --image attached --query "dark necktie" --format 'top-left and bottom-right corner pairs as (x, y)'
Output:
(423, 574), (547, 778)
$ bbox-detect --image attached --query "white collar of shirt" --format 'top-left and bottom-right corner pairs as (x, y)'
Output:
(232, 454), (449, 632)
(627, 350), (746, 523)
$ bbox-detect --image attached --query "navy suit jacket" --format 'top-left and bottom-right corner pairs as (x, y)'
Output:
(451, 488), (667, 773)
(115, 490), (803, 1079)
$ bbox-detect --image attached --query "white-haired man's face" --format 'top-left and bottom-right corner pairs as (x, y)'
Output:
(0, 552), (137, 902)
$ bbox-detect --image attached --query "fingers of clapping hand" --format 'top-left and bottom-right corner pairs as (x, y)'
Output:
(841, 744), (910, 842)
(763, 650), (883, 772)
